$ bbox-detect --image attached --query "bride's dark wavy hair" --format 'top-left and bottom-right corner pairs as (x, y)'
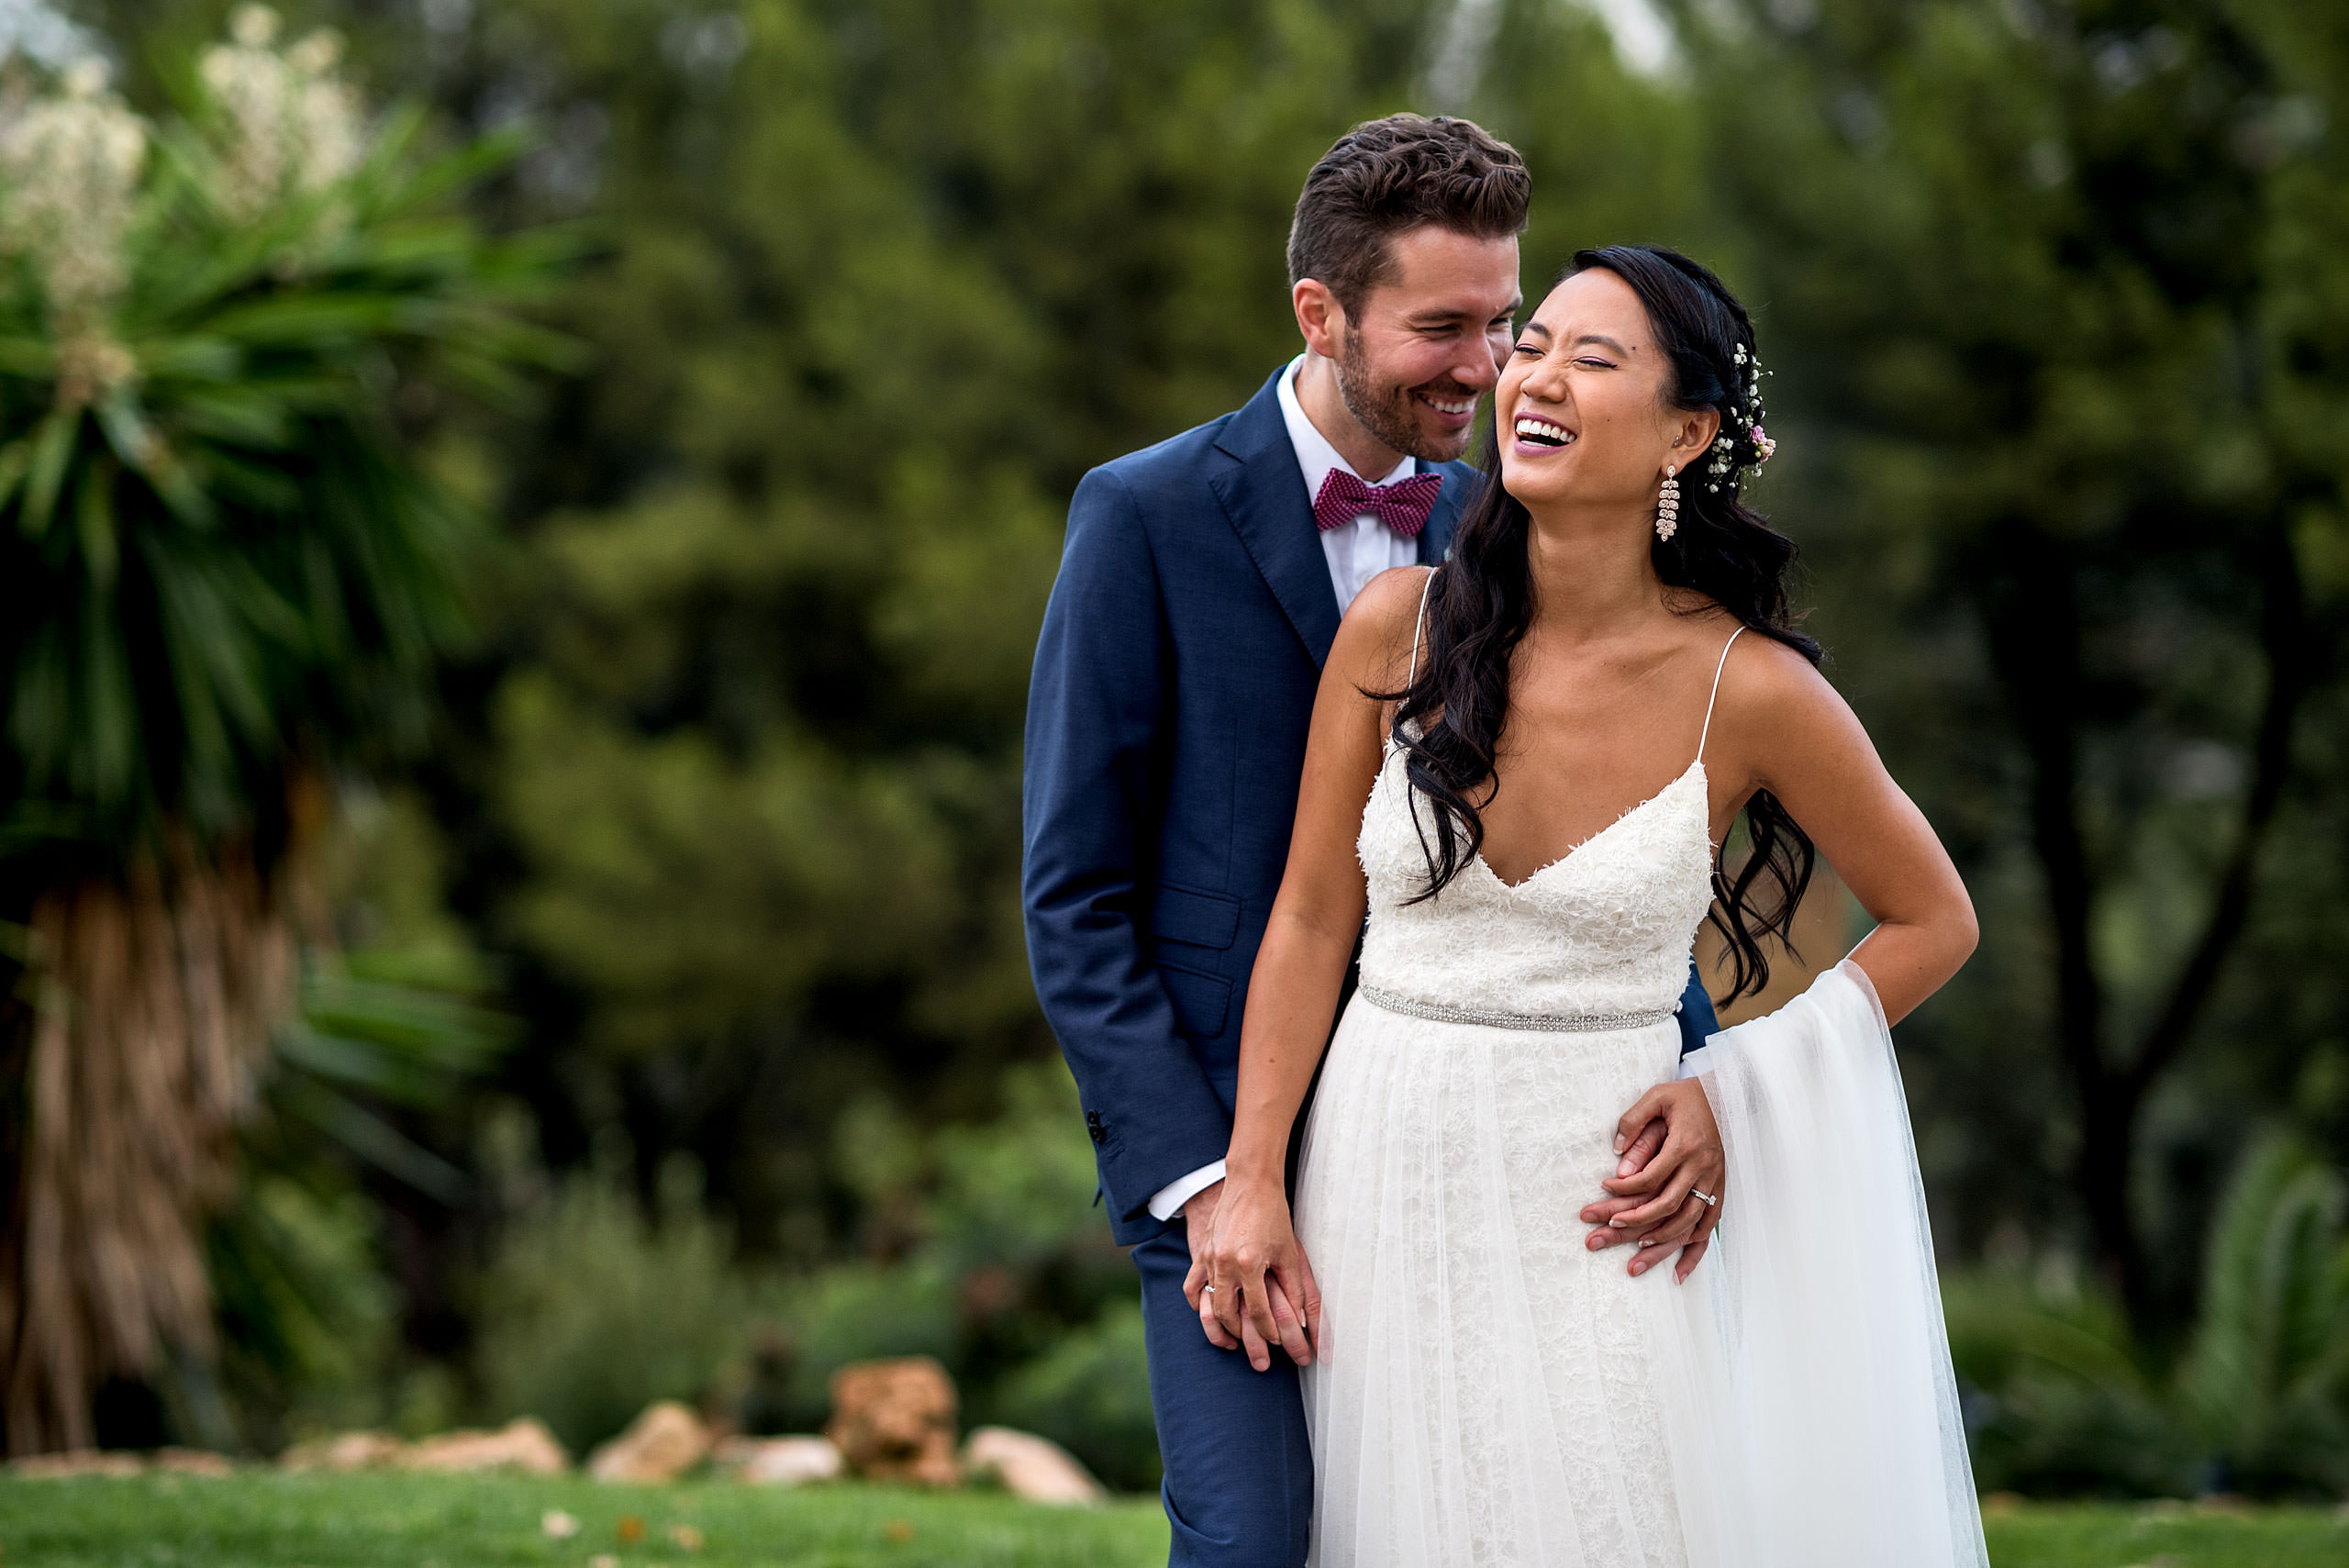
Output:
(1386, 244), (1819, 1001)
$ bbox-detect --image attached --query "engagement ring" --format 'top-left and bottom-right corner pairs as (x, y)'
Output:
(1691, 1188), (1718, 1207)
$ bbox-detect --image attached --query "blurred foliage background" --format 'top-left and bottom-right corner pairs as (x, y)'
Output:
(0, 0), (2344, 1501)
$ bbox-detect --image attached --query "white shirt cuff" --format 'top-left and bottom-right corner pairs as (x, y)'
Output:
(1676, 1039), (1720, 1080)
(1148, 1159), (1228, 1222)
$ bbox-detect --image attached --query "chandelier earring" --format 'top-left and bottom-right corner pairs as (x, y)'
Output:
(1655, 467), (1680, 542)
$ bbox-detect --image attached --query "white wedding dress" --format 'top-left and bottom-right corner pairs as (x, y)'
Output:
(1293, 617), (1987, 1568)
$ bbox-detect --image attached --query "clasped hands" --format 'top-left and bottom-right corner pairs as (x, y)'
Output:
(1583, 1077), (1727, 1285)
(1182, 1078), (1727, 1371)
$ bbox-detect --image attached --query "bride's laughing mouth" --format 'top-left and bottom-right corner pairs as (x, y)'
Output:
(1511, 414), (1577, 455)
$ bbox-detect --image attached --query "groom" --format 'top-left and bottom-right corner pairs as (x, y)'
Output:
(1022, 116), (1720, 1565)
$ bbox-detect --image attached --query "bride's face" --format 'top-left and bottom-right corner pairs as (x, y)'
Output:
(1497, 270), (1709, 517)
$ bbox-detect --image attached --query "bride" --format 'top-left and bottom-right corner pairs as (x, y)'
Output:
(1189, 244), (1989, 1567)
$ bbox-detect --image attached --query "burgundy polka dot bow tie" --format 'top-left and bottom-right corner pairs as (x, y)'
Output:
(1312, 468), (1445, 539)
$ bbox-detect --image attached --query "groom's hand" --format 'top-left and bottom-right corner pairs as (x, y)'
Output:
(1581, 1119), (1699, 1271)
(1178, 1182), (1240, 1351)
(1582, 1081), (1725, 1283)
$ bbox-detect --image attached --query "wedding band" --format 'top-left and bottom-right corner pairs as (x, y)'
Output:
(1202, 1284), (1217, 1295)
(1690, 1188), (1717, 1207)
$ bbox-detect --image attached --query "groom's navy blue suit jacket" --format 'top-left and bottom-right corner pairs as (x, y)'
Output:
(1023, 370), (1720, 1247)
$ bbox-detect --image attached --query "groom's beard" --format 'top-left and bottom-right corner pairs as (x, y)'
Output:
(1337, 328), (1479, 464)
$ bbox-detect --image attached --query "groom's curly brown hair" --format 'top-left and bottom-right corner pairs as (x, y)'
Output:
(1287, 115), (1531, 317)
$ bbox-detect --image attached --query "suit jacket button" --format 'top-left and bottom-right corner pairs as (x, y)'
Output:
(1085, 1110), (1107, 1145)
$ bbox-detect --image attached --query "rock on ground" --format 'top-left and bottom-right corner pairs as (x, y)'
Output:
(961, 1426), (1106, 1506)
(712, 1434), (843, 1486)
(587, 1400), (712, 1484)
(404, 1418), (569, 1475)
(279, 1431), (407, 1472)
(7, 1450), (145, 1479)
(824, 1356), (962, 1486)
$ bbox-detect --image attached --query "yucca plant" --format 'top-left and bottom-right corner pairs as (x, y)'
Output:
(2175, 1134), (2349, 1496)
(0, 8), (570, 1452)
(1948, 1132), (2349, 1499)
(1942, 1266), (2199, 1497)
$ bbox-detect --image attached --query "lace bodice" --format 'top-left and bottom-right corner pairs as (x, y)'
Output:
(1356, 743), (1716, 1018)
(1354, 581), (1735, 1021)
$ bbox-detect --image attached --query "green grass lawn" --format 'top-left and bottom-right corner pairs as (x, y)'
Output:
(0, 1473), (2343, 1566)
(0, 1474), (1163, 1568)
(1981, 1500), (2349, 1568)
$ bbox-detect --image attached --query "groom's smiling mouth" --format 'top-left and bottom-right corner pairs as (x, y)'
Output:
(1417, 389), (1477, 418)
(1513, 416), (1575, 448)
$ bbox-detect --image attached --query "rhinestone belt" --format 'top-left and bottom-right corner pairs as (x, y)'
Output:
(1358, 984), (1678, 1034)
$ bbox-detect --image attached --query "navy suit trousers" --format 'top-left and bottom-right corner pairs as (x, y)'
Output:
(1134, 1223), (1314, 1568)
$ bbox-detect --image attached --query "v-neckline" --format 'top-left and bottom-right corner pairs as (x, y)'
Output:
(1468, 760), (1706, 893)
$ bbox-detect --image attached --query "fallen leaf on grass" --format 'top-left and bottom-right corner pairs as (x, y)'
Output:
(541, 1510), (580, 1540)
(885, 1518), (915, 1542)
(618, 1514), (646, 1544)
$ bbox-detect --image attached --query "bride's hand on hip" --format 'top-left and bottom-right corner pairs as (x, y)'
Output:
(1583, 1080), (1725, 1284)
(1188, 1176), (1321, 1371)
(1580, 1118), (1714, 1275)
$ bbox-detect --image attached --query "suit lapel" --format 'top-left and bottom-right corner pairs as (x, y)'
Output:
(1210, 372), (1343, 667)
(1418, 459), (1479, 566)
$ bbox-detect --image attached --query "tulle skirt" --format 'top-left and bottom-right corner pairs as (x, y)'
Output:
(1295, 962), (1987, 1568)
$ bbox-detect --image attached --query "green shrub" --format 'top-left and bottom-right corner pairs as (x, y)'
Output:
(925, 1063), (1108, 1275)
(990, 1300), (1160, 1494)
(1949, 1130), (2349, 1499)
(462, 1062), (1149, 1477)
(207, 1173), (400, 1451)
(473, 1162), (746, 1456)
(736, 1061), (1148, 1486)
(217, 889), (512, 1454)
(2176, 1136), (2349, 1496)
(1944, 1268), (2198, 1497)
(770, 1259), (961, 1427)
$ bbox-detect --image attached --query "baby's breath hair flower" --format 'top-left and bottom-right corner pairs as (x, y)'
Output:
(1708, 343), (1779, 484)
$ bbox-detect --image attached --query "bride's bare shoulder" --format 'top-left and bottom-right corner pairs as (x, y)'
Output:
(1716, 623), (1828, 698)
(1711, 626), (1874, 773)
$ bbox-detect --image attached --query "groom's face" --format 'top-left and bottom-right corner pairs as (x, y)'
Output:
(1333, 225), (1521, 463)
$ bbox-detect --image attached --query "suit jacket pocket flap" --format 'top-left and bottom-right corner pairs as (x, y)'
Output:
(1152, 883), (1241, 951)
(1156, 961), (1231, 1039)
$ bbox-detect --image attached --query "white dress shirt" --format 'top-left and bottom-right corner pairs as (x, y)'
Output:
(1143, 356), (1423, 1224)
(1279, 353), (1423, 613)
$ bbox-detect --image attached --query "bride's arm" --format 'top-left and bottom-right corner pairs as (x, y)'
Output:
(1191, 566), (1423, 1371)
(1591, 633), (1976, 1284)
(1709, 639), (1978, 1022)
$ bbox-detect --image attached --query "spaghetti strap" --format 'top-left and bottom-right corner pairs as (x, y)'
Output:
(1696, 626), (1745, 765)
(1406, 568), (1435, 687)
